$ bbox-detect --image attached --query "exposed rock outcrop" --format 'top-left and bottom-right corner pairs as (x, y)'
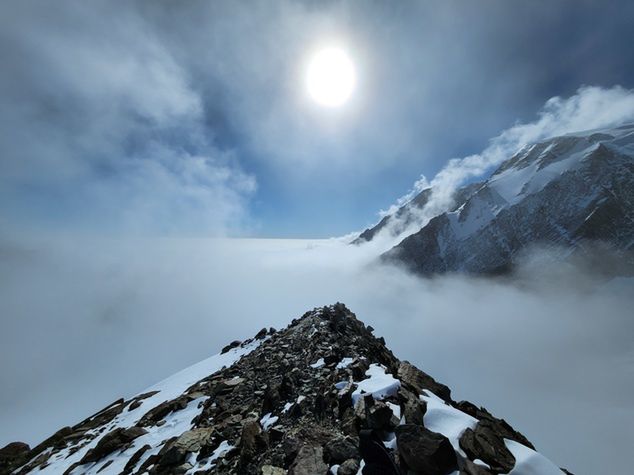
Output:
(4, 304), (571, 475)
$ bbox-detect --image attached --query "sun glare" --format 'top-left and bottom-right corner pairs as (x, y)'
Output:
(306, 47), (356, 108)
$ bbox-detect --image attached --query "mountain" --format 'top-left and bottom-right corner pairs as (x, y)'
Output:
(358, 124), (634, 275)
(2, 304), (571, 475)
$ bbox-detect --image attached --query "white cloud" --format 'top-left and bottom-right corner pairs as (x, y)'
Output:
(370, 86), (634, 247)
(0, 236), (632, 474)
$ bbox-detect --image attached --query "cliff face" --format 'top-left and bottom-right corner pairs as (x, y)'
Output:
(2, 305), (570, 475)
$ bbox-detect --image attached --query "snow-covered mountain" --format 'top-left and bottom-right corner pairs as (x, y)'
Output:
(358, 124), (634, 275)
(1, 305), (571, 475)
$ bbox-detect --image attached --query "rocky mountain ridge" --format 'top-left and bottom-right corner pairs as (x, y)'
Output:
(1, 304), (571, 475)
(356, 124), (634, 275)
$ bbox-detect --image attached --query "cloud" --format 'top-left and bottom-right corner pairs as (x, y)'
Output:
(370, 85), (634, 248)
(0, 1), (254, 235)
(0, 236), (632, 474)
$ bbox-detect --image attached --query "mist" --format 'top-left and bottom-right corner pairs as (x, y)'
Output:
(1, 235), (632, 474)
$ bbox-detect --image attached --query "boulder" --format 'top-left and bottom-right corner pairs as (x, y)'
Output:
(459, 423), (515, 473)
(0, 441), (30, 471)
(79, 427), (147, 464)
(395, 424), (457, 475)
(288, 445), (329, 475)
(323, 435), (359, 464)
(398, 361), (452, 402)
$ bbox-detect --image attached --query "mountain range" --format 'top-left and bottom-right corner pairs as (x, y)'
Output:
(355, 124), (634, 276)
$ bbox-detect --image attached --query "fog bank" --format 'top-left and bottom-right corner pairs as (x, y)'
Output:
(0, 236), (632, 474)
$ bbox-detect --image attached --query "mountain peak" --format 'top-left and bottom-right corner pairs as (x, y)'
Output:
(4, 305), (570, 475)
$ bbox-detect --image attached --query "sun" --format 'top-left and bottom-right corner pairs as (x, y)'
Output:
(306, 47), (356, 108)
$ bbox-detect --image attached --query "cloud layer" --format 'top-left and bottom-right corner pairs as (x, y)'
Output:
(0, 236), (632, 473)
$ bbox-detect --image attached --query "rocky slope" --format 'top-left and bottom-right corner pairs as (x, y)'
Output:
(2, 304), (571, 475)
(358, 124), (634, 275)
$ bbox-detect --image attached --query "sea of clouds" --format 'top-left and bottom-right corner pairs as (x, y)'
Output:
(0, 235), (632, 474)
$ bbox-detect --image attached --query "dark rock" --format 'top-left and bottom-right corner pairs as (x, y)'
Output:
(398, 361), (452, 402)
(460, 457), (493, 475)
(221, 340), (242, 354)
(395, 424), (458, 475)
(459, 423), (515, 474)
(366, 402), (398, 430)
(79, 426), (147, 464)
(358, 429), (400, 475)
(255, 328), (268, 339)
(121, 444), (151, 474)
(0, 441), (30, 472)
(399, 389), (426, 425)
(137, 395), (189, 426)
(323, 436), (359, 464)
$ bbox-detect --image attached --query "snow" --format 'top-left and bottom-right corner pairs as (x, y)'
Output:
(310, 357), (326, 368)
(21, 339), (263, 474)
(336, 357), (355, 369)
(329, 464), (340, 474)
(505, 439), (565, 475)
(282, 402), (293, 413)
(420, 390), (478, 455)
(351, 364), (401, 405)
(386, 401), (401, 420)
(260, 413), (279, 431)
(68, 396), (209, 475)
(474, 458), (491, 469)
(186, 440), (234, 473)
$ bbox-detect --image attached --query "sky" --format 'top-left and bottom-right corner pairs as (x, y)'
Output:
(1, 2), (634, 474)
(1, 0), (634, 237)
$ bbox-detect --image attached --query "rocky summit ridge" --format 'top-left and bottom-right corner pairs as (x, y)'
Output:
(1, 304), (571, 475)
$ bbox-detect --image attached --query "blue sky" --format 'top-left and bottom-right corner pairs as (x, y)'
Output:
(2, 1), (634, 237)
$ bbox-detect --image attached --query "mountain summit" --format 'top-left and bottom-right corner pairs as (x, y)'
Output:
(357, 124), (634, 275)
(2, 304), (571, 475)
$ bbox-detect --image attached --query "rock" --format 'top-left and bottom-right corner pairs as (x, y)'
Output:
(174, 427), (214, 452)
(395, 424), (458, 475)
(137, 395), (189, 426)
(459, 423), (515, 474)
(323, 436), (359, 464)
(337, 458), (360, 475)
(0, 441), (30, 471)
(79, 427), (147, 464)
(367, 401), (399, 430)
(255, 328), (268, 339)
(221, 340), (242, 354)
(358, 429), (400, 475)
(397, 361), (452, 402)
(399, 389), (426, 425)
(288, 445), (329, 475)
(239, 420), (268, 465)
(459, 457), (493, 475)
(121, 444), (151, 474)
(262, 465), (287, 475)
